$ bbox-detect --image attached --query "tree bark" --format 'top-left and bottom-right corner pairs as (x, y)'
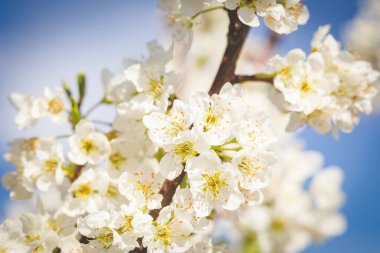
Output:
(208, 9), (250, 95)
(131, 9), (251, 253)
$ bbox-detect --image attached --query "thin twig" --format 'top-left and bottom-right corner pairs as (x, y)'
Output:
(84, 100), (103, 117)
(191, 6), (225, 19)
(149, 171), (187, 220)
(232, 74), (274, 84)
(131, 8), (253, 253)
(91, 119), (112, 127)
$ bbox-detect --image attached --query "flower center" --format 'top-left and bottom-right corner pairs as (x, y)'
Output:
(80, 139), (98, 155)
(165, 116), (187, 137)
(173, 141), (197, 162)
(73, 183), (94, 198)
(44, 159), (58, 173)
(96, 227), (114, 250)
(204, 108), (223, 132)
(106, 183), (118, 198)
(109, 151), (126, 169)
(48, 99), (64, 114)
(202, 171), (228, 199)
(154, 223), (172, 246)
(136, 180), (154, 200)
(149, 75), (165, 100)
(238, 156), (263, 177)
(25, 137), (39, 151)
(24, 234), (41, 244)
(48, 219), (64, 235)
(300, 81), (312, 96)
(271, 218), (286, 232)
(117, 215), (134, 234)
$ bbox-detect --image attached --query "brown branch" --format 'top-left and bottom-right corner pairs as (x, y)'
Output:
(232, 74), (274, 84)
(129, 170), (186, 253)
(149, 171), (186, 220)
(208, 9), (250, 95)
(131, 9), (253, 253)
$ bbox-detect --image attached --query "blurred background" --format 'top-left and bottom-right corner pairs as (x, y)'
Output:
(0, 0), (379, 252)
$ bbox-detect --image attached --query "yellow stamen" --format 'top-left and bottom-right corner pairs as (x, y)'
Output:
(73, 183), (94, 198)
(48, 99), (64, 115)
(44, 159), (58, 173)
(202, 171), (228, 199)
(80, 139), (98, 154)
(173, 141), (197, 162)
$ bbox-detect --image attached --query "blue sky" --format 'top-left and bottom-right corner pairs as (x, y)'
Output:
(1, 0), (379, 252)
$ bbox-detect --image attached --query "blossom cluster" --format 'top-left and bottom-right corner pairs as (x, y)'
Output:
(0, 1), (376, 253)
(1, 36), (276, 251)
(9, 88), (68, 129)
(217, 0), (309, 33)
(144, 83), (276, 215)
(158, 0), (309, 44)
(269, 25), (380, 136)
(237, 138), (346, 253)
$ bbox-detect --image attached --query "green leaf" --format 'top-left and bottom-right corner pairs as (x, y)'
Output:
(77, 70), (86, 107)
(62, 81), (81, 128)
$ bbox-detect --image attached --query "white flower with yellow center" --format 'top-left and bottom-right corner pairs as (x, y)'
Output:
(112, 204), (153, 251)
(19, 213), (60, 253)
(264, 0), (309, 34)
(64, 169), (108, 216)
(190, 91), (233, 146)
(9, 87), (68, 129)
(144, 100), (194, 146)
(68, 120), (111, 165)
(269, 49), (338, 115)
(143, 206), (193, 253)
(172, 188), (212, 234)
(101, 68), (137, 104)
(78, 210), (120, 251)
(0, 219), (28, 253)
(186, 151), (244, 217)
(33, 87), (68, 125)
(160, 130), (210, 180)
(273, 25), (380, 135)
(235, 112), (276, 153)
(106, 137), (142, 179)
(118, 166), (164, 210)
(232, 149), (273, 191)
(3, 137), (55, 200)
(23, 142), (65, 191)
(223, 0), (276, 27)
(125, 41), (181, 112)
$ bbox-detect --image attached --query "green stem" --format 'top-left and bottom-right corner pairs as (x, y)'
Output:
(191, 6), (224, 19)
(91, 119), (112, 127)
(55, 134), (70, 140)
(221, 147), (242, 152)
(84, 100), (103, 117)
(216, 151), (233, 161)
(221, 137), (238, 146)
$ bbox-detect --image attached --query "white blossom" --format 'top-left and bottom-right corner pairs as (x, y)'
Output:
(68, 119), (111, 165)
(186, 151), (244, 217)
(101, 68), (137, 104)
(143, 206), (193, 253)
(118, 165), (164, 211)
(269, 25), (379, 135)
(9, 87), (68, 129)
